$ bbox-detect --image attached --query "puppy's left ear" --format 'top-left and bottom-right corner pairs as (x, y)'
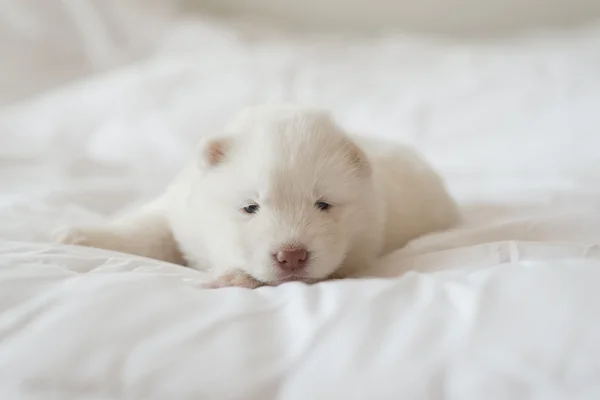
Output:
(196, 135), (233, 170)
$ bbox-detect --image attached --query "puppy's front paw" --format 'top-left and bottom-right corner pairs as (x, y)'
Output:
(53, 227), (94, 246)
(52, 226), (117, 251)
(204, 270), (264, 289)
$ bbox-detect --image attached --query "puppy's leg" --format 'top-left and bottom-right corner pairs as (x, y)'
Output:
(204, 270), (265, 289)
(54, 197), (184, 265)
(204, 270), (343, 289)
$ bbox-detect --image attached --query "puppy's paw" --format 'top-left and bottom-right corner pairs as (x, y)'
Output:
(204, 270), (264, 289)
(52, 226), (117, 250)
(53, 227), (93, 246)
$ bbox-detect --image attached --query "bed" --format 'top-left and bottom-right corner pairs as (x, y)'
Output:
(1, 2), (600, 398)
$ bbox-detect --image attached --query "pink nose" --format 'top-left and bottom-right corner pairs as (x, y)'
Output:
(274, 249), (308, 271)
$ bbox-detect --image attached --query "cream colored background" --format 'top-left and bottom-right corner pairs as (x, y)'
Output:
(185, 0), (600, 35)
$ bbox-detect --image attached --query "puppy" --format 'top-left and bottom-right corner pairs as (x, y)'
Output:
(55, 104), (459, 288)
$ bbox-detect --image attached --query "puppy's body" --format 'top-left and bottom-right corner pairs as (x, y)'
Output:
(56, 105), (459, 287)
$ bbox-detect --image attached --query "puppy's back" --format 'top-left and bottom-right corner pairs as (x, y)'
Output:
(355, 136), (460, 254)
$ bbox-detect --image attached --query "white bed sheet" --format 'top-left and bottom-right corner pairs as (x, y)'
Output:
(1, 12), (600, 399)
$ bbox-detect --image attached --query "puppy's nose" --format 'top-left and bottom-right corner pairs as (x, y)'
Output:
(274, 249), (308, 271)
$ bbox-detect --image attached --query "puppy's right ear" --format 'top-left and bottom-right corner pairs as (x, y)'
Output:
(196, 136), (232, 170)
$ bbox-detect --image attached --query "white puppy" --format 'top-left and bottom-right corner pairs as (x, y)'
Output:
(56, 105), (459, 288)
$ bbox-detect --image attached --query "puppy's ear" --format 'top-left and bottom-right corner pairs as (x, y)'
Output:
(196, 136), (232, 170)
(344, 140), (372, 179)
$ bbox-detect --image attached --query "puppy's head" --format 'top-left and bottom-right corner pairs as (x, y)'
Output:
(191, 105), (373, 285)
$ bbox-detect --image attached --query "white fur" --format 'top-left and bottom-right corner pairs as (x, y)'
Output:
(55, 105), (459, 287)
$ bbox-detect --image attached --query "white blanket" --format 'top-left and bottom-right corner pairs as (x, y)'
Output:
(1, 10), (600, 398)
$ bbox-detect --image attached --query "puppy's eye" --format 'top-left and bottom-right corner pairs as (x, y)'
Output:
(315, 201), (332, 211)
(242, 204), (260, 214)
